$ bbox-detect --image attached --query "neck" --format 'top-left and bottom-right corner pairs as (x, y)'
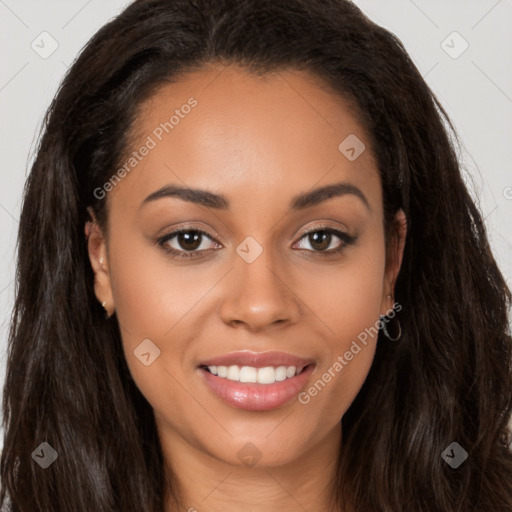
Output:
(161, 424), (343, 512)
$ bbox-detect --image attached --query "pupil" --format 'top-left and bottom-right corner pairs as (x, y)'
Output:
(178, 231), (201, 251)
(310, 231), (330, 251)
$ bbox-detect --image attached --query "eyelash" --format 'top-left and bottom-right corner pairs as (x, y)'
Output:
(156, 225), (357, 260)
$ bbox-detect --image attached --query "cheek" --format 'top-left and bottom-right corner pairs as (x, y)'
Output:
(107, 242), (205, 417)
(303, 231), (386, 339)
(108, 231), (214, 341)
(299, 343), (376, 428)
(296, 234), (385, 420)
(298, 279), (381, 426)
(106, 231), (213, 389)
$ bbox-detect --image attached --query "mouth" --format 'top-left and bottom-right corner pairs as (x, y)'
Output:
(199, 363), (311, 384)
(197, 351), (316, 411)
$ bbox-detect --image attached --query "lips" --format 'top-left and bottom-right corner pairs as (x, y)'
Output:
(198, 351), (315, 368)
(197, 351), (316, 411)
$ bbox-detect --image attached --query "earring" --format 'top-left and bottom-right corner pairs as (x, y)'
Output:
(101, 300), (112, 319)
(380, 295), (402, 341)
(380, 316), (402, 341)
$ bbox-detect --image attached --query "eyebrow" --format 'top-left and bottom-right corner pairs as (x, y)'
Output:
(141, 180), (370, 211)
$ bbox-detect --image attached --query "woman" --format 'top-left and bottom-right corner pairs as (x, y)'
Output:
(2, 0), (512, 510)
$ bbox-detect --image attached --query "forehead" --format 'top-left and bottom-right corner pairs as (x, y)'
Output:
(110, 63), (381, 214)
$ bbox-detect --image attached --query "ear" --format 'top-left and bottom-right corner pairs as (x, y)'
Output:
(85, 207), (115, 317)
(381, 209), (407, 315)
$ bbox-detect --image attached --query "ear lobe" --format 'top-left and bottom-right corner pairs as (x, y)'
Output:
(384, 209), (407, 303)
(85, 209), (114, 314)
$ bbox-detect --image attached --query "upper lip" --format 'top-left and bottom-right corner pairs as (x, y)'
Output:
(198, 351), (315, 369)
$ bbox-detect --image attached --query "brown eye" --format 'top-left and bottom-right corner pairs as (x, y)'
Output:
(307, 231), (333, 251)
(175, 231), (202, 251)
(157, 229), (220, 259)
(294, 227), (357, 255)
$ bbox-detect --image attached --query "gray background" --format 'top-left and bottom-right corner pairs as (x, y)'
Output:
(1, 1), (511, 446)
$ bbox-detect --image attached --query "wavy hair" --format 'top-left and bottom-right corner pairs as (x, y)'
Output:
(2, 0), (512, 510)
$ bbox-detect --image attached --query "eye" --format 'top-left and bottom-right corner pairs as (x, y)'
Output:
(294, 227), (356, 255)
(156, 225), (356, 260)
(157, 228), (221, 259)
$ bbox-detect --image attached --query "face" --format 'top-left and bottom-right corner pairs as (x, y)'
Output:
(87, 63), (405, 469)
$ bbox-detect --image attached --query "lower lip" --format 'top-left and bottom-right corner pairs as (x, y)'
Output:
(199, 364), (315, 411)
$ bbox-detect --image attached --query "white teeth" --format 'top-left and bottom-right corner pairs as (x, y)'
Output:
(206, 364), (303, 384)
(275, 366), (287, 381)
(226, 365), (239, 380)
(257, 366), (276, 384)
(239, 366), (257, 383)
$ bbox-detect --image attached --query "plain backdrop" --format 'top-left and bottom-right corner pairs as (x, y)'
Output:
(0, 1), (511, 445)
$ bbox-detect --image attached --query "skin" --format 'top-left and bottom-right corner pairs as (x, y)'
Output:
(87, 63), (406, 512)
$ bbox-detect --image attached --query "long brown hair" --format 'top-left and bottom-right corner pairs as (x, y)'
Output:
(2, 0), (512, 510)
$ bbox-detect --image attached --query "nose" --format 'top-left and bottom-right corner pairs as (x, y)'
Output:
(219, 246), (302, 332)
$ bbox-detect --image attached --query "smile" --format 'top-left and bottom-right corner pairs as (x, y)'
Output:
(197, 351), (316, 411)
(203, 364), (307, 384)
